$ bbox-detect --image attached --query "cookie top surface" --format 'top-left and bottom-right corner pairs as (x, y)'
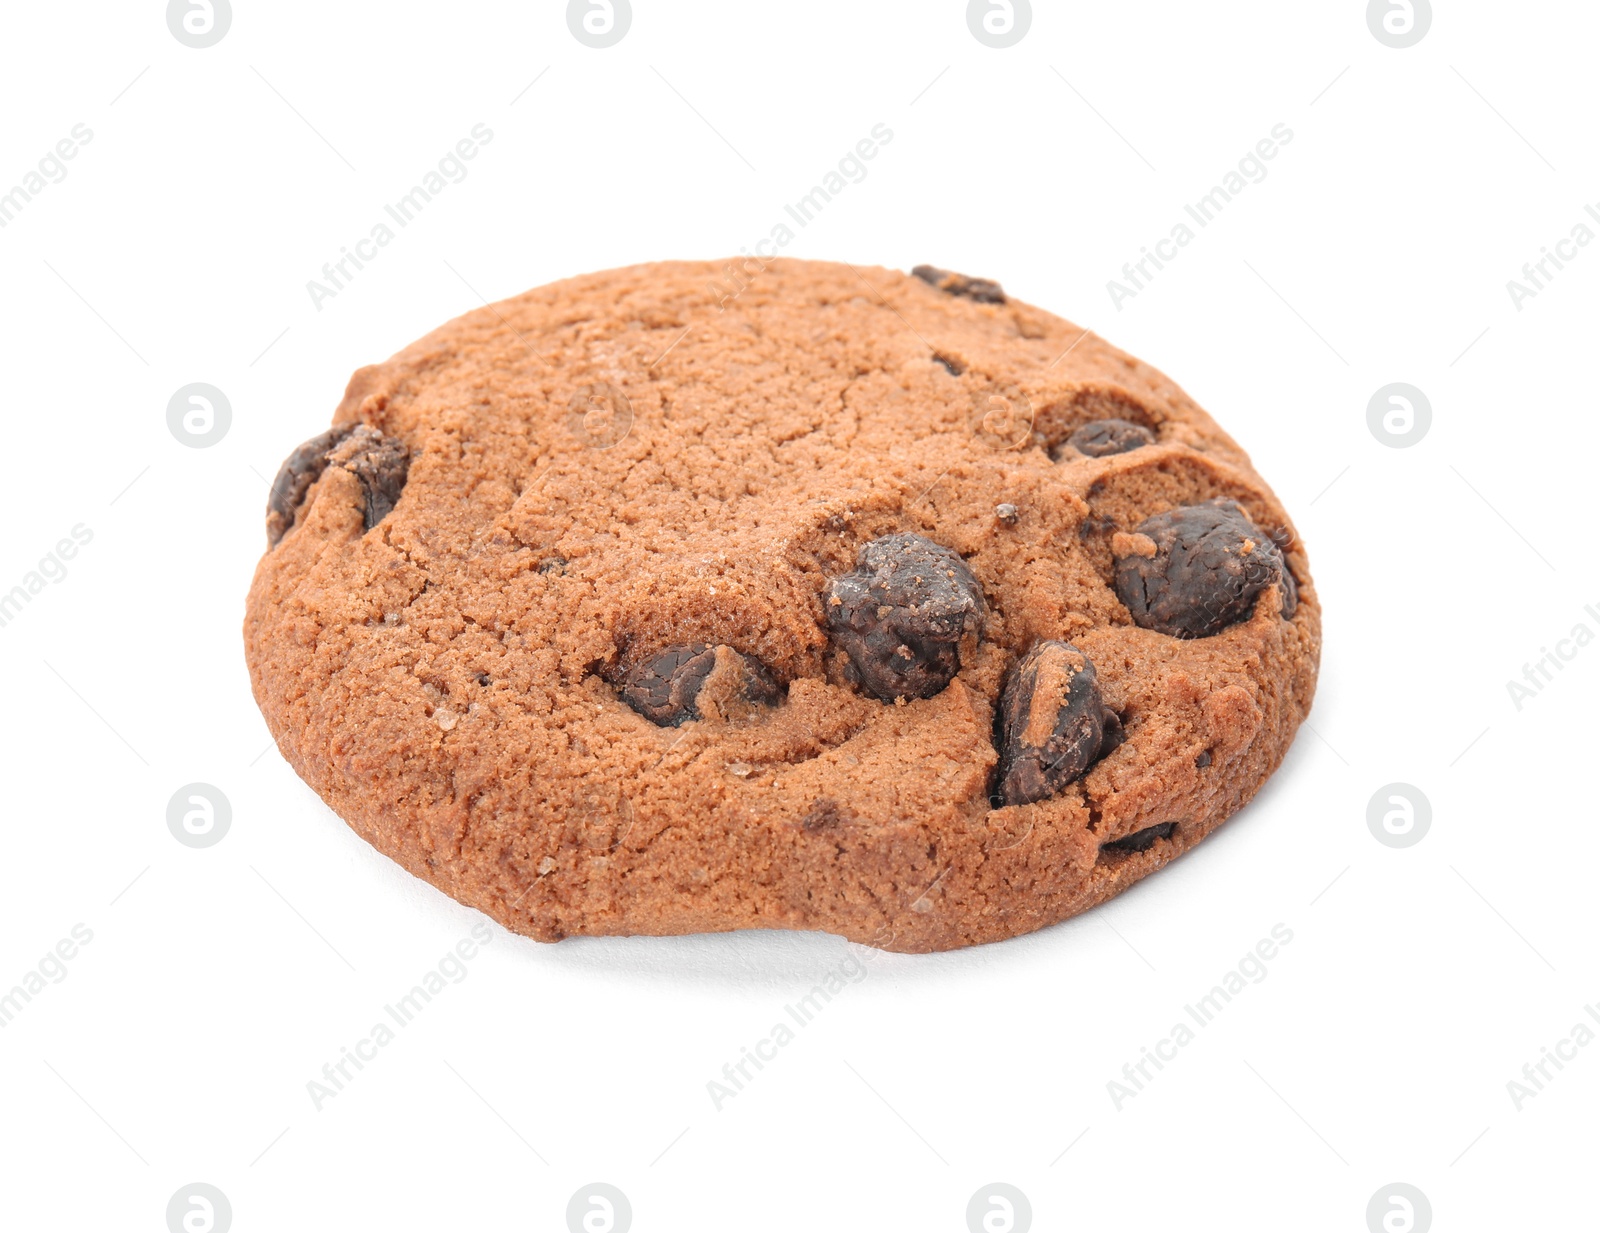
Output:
(244, 258), (1320, 952)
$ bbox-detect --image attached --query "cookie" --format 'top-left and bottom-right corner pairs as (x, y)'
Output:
(243, 259), (1319, 953)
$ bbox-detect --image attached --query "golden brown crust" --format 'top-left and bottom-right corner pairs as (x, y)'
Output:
(243, 258), (1320, 953)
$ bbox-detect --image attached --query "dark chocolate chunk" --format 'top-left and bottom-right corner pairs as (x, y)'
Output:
(996, 640), (1121, 806)
(825, 533), (986, 702)
(802, 798), (850, 832)
(620, 644), (780, 727)
(265, 423), (356, 546)
(911, 265), (1006, 304)
(326, 425), (410, 533)
(1113, 498), (1296, 638)
(1101, 821), (1177, 854)
(1195, 749), (1212, 768)
(264, 422), (409, 546)
(1065, 418), (1155, 458)
(1077, 512), (1117, 541)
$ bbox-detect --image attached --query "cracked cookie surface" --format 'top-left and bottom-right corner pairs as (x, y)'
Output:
(243, 258), (1320, 953)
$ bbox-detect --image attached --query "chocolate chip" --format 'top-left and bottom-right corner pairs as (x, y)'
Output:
(1113, 498), (1296, 638)
(802, 798), (849, 831)
(1195, 749), (1212, 768)
(326, 425), (409, 533)
(1101, 821), (1177, 854)
(620, 644), (780, 727)
(1065, 418), (1155, 458)
(825, 533), (986, 702)
(932, 352), (966, 376)
(265, 422), (410, 546)
(911, 265), (1006, 304)
(1279, 560), (1298, 615)
(996, 640), (1121, 806)
(1077, 512), (1117, 541)
(265, 424), (356, 546)
(995, 503), (1019, 526)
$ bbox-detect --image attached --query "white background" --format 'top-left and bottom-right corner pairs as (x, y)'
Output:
(1, 2), (1595, 1230)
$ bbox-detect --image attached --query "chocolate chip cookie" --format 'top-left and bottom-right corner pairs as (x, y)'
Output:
(243, 259), (1319, 953)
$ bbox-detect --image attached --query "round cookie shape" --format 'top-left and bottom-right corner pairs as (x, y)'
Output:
(244, 259), (1320, 953)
